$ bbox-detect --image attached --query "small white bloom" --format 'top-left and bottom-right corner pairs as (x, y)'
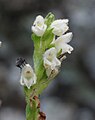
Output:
(43, 47), (61, 77)
(50, 19), (69, 36)
(32, 15), (47, 36)
(53, 32), (73, 54)
(20, 64), (37, 89)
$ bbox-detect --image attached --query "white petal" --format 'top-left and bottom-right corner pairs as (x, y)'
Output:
(61, 44), (74, 54)
(63, 19), (69, 24)
(51, 19), (68, 27)
(44, 58), (52, 68)
(43, 48), (57, 69)
(51, 19), (69, 36)
(32, 24), (47, 37)
(63, 32), (73, 43)
(54, 57), (61, 66)
(24, 78), (33, 89)
(32, 26), (44, 36)
(52, 25), (69, 36)
(55, 32), (73, 44)
(43, 47), (57, 58)
(33, 15), (44, 26)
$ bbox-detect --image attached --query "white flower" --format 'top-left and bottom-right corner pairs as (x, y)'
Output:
(50, 19), (69, 36)
(53, 32), (73, 54)
(43, 47), (61, 77)
(20, 64), (37, 89)
(32, 15), (47, 36)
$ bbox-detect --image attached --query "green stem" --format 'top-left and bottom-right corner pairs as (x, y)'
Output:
(24, 87), (39, 120)
(26, 99), (39, 120)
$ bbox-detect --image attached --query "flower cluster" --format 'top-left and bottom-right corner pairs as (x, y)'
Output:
(19, 13), (73, 89)
(32, 14), (73, 78)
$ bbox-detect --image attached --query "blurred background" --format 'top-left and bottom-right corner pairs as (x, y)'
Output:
(0, 0), (95, 120)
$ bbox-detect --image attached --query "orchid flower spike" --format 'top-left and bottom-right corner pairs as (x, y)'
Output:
(50, 19), (69, 36)
(43, 47), (61, 77)
(32, 15), (47, 36)
(20, 64), (37, 89)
